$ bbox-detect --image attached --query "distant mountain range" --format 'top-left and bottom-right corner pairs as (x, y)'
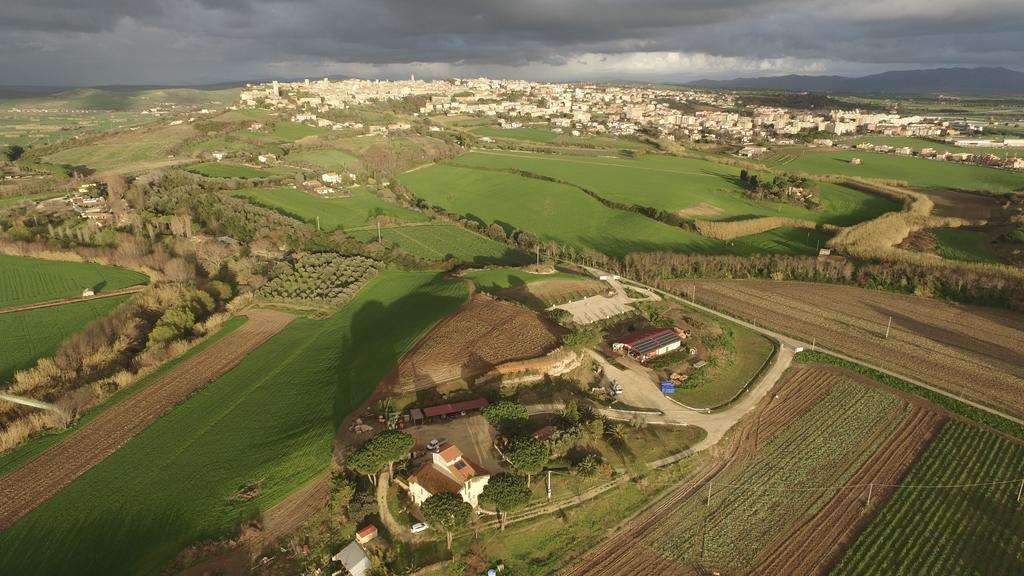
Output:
(688, 67), (1024, 94)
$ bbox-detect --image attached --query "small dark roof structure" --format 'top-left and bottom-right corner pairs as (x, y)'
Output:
(615, 329), (681, 355)
(421, 398), (489, 419)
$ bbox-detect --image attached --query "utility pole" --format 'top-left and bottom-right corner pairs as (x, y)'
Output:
(691, 284), (696, 302)
(547, 470), (552, 500)
(866, 483), (873, 508)
(811, 337), (817, 352)
(885, 316), (892, 339)
(536, 245), (540, 266)
(316, 215), (320, 231)
(707, 481), (713, 507)
(377, 220), (382, 243)
(1018, 478), (1023, 503)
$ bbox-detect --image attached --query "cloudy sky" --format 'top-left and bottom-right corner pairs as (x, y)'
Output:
(2, 0), (1022, 86)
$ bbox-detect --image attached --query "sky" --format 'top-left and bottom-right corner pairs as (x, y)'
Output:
(1, 0), (1022, 86)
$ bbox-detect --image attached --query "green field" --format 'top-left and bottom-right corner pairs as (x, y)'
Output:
(231, 186), (428, 230)
(402, 163), (737, 258)
(462, 267), (592, 293)
(834, 421), (1024, 575)
(0, 297), (128, 387)
(765, 148), (1024, 192)
(670, 325), (774, 409)
(0, 255), (147, 308)
(931, 228), (1000, 263)
(846, 136), (1012, 156)
(0, 271), (469, 576)
(272, 121), (330, 140)
(0, 316), (247, 475)
(473, 126), (651, 150)
(39, 124), (197, 174)
(184, 161), (296, 179)
(729, 227), (833, 256)
(454, 151), (898, 226)
(286, 148), (359, 170)
(349, 224), (531, 265)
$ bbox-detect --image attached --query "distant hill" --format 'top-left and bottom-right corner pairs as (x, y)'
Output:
(0, 86), (243, 111)
(689, 67), (1024, 94)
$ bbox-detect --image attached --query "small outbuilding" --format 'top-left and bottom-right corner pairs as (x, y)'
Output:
(332, 541), (371, 576)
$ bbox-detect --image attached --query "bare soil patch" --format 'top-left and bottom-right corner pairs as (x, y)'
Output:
(0, 310), (293, 531)
(678, 202), (726, 218)
(676, 279), (1024, 419)
(396, 294), (563, 391)
(499, 278), (605, 308)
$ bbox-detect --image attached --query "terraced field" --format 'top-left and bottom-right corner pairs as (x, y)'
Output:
(0, 271), (468, 575)
(231, 186), (428, 230)
(833, 421), (1024, 575)
(0, 255), (147, 308)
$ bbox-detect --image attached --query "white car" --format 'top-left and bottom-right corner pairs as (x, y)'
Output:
(410, 522), (429, 534)
(426, 437), (447, 451)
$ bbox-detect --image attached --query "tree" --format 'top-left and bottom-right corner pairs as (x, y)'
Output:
(503, 437), (549, 485)
(421, 492), (472, 550)
(346, 430), (415, 484)
(481, 401), (529, 435)
(479, 473), (531, 530)
(561, 325), (603, 349)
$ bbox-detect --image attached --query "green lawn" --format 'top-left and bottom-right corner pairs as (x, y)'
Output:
(230, 186), (428, 230)
(0, 271), (469, 576)
(286, 148), (359, 170)
(932, 228), (1000, 263)
(349, 224), (531, 265)
(0, 255), (147, 308)
(401, 163), (736, 258)
(0, 297), (129, 387)
(765, 148), (1024, 192)
(185, 162), (296, 179)
(453, 151), (899, 225)
(670, 325), (774, 409)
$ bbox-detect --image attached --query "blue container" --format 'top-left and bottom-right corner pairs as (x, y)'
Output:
(660, 381), (676, 394)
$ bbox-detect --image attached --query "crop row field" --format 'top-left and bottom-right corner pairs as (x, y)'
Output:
(761, 147), (1024, 193)
(0, 297), (129, 387)
(0, 271), (469, 575)
(454, 151), (900, 226)
(833, 420), (1024, 575)
(676, 279), (1024, 419)
(401, 163), (739, 258)
(230, 186), (428, 230)
(348, 224), (531, 265)
(565, 365), (924, 575)
(0, 254), (147, 308)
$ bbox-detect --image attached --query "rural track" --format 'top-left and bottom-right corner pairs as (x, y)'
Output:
(0, 285), (146, 316)
(0, 310), (293, 532)
(575, 264), (1024, 428)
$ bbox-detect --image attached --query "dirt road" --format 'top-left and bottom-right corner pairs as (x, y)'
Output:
(0, 310), (293, 532)
(0, 285), (145, 316)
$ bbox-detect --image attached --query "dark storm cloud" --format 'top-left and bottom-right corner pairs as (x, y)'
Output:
(0, 0), (1022, 85)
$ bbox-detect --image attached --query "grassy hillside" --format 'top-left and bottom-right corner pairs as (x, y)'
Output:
(231, 186), (428, 230)
(765, 148), (1024, 192)
(453, 151), (899, 226)
(0, 87), (241, 112)
(41, 124), (196, 174)
(0, 271), (468, 576)
(348, 224), (531, 265)
(402, 163), (736, 258)
(0, 255), (147, 308)
(0, 297), (129, 387)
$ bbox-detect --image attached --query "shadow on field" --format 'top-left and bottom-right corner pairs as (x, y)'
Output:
(331, 273), (469, 430)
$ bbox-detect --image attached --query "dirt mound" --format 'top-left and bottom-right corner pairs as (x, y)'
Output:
(0, 310), (293, 531)
(396, 295), (564, 391)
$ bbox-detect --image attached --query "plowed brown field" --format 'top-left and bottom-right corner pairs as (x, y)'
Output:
(0, 310), (293, 531)
(673, 280), (1024, 419)
(563, 364), (943, 576)
(397, 295), (563, 390)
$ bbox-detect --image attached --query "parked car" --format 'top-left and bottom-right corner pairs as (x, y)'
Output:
(410, 522), (429, 534)
(426, 437), (447, 451)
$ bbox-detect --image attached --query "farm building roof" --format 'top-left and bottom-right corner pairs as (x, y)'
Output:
(421, 398), (489, 419)
(409, 462), (462, 495)
(615, 329), (681, 355)
(332, 541), (371, 576)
